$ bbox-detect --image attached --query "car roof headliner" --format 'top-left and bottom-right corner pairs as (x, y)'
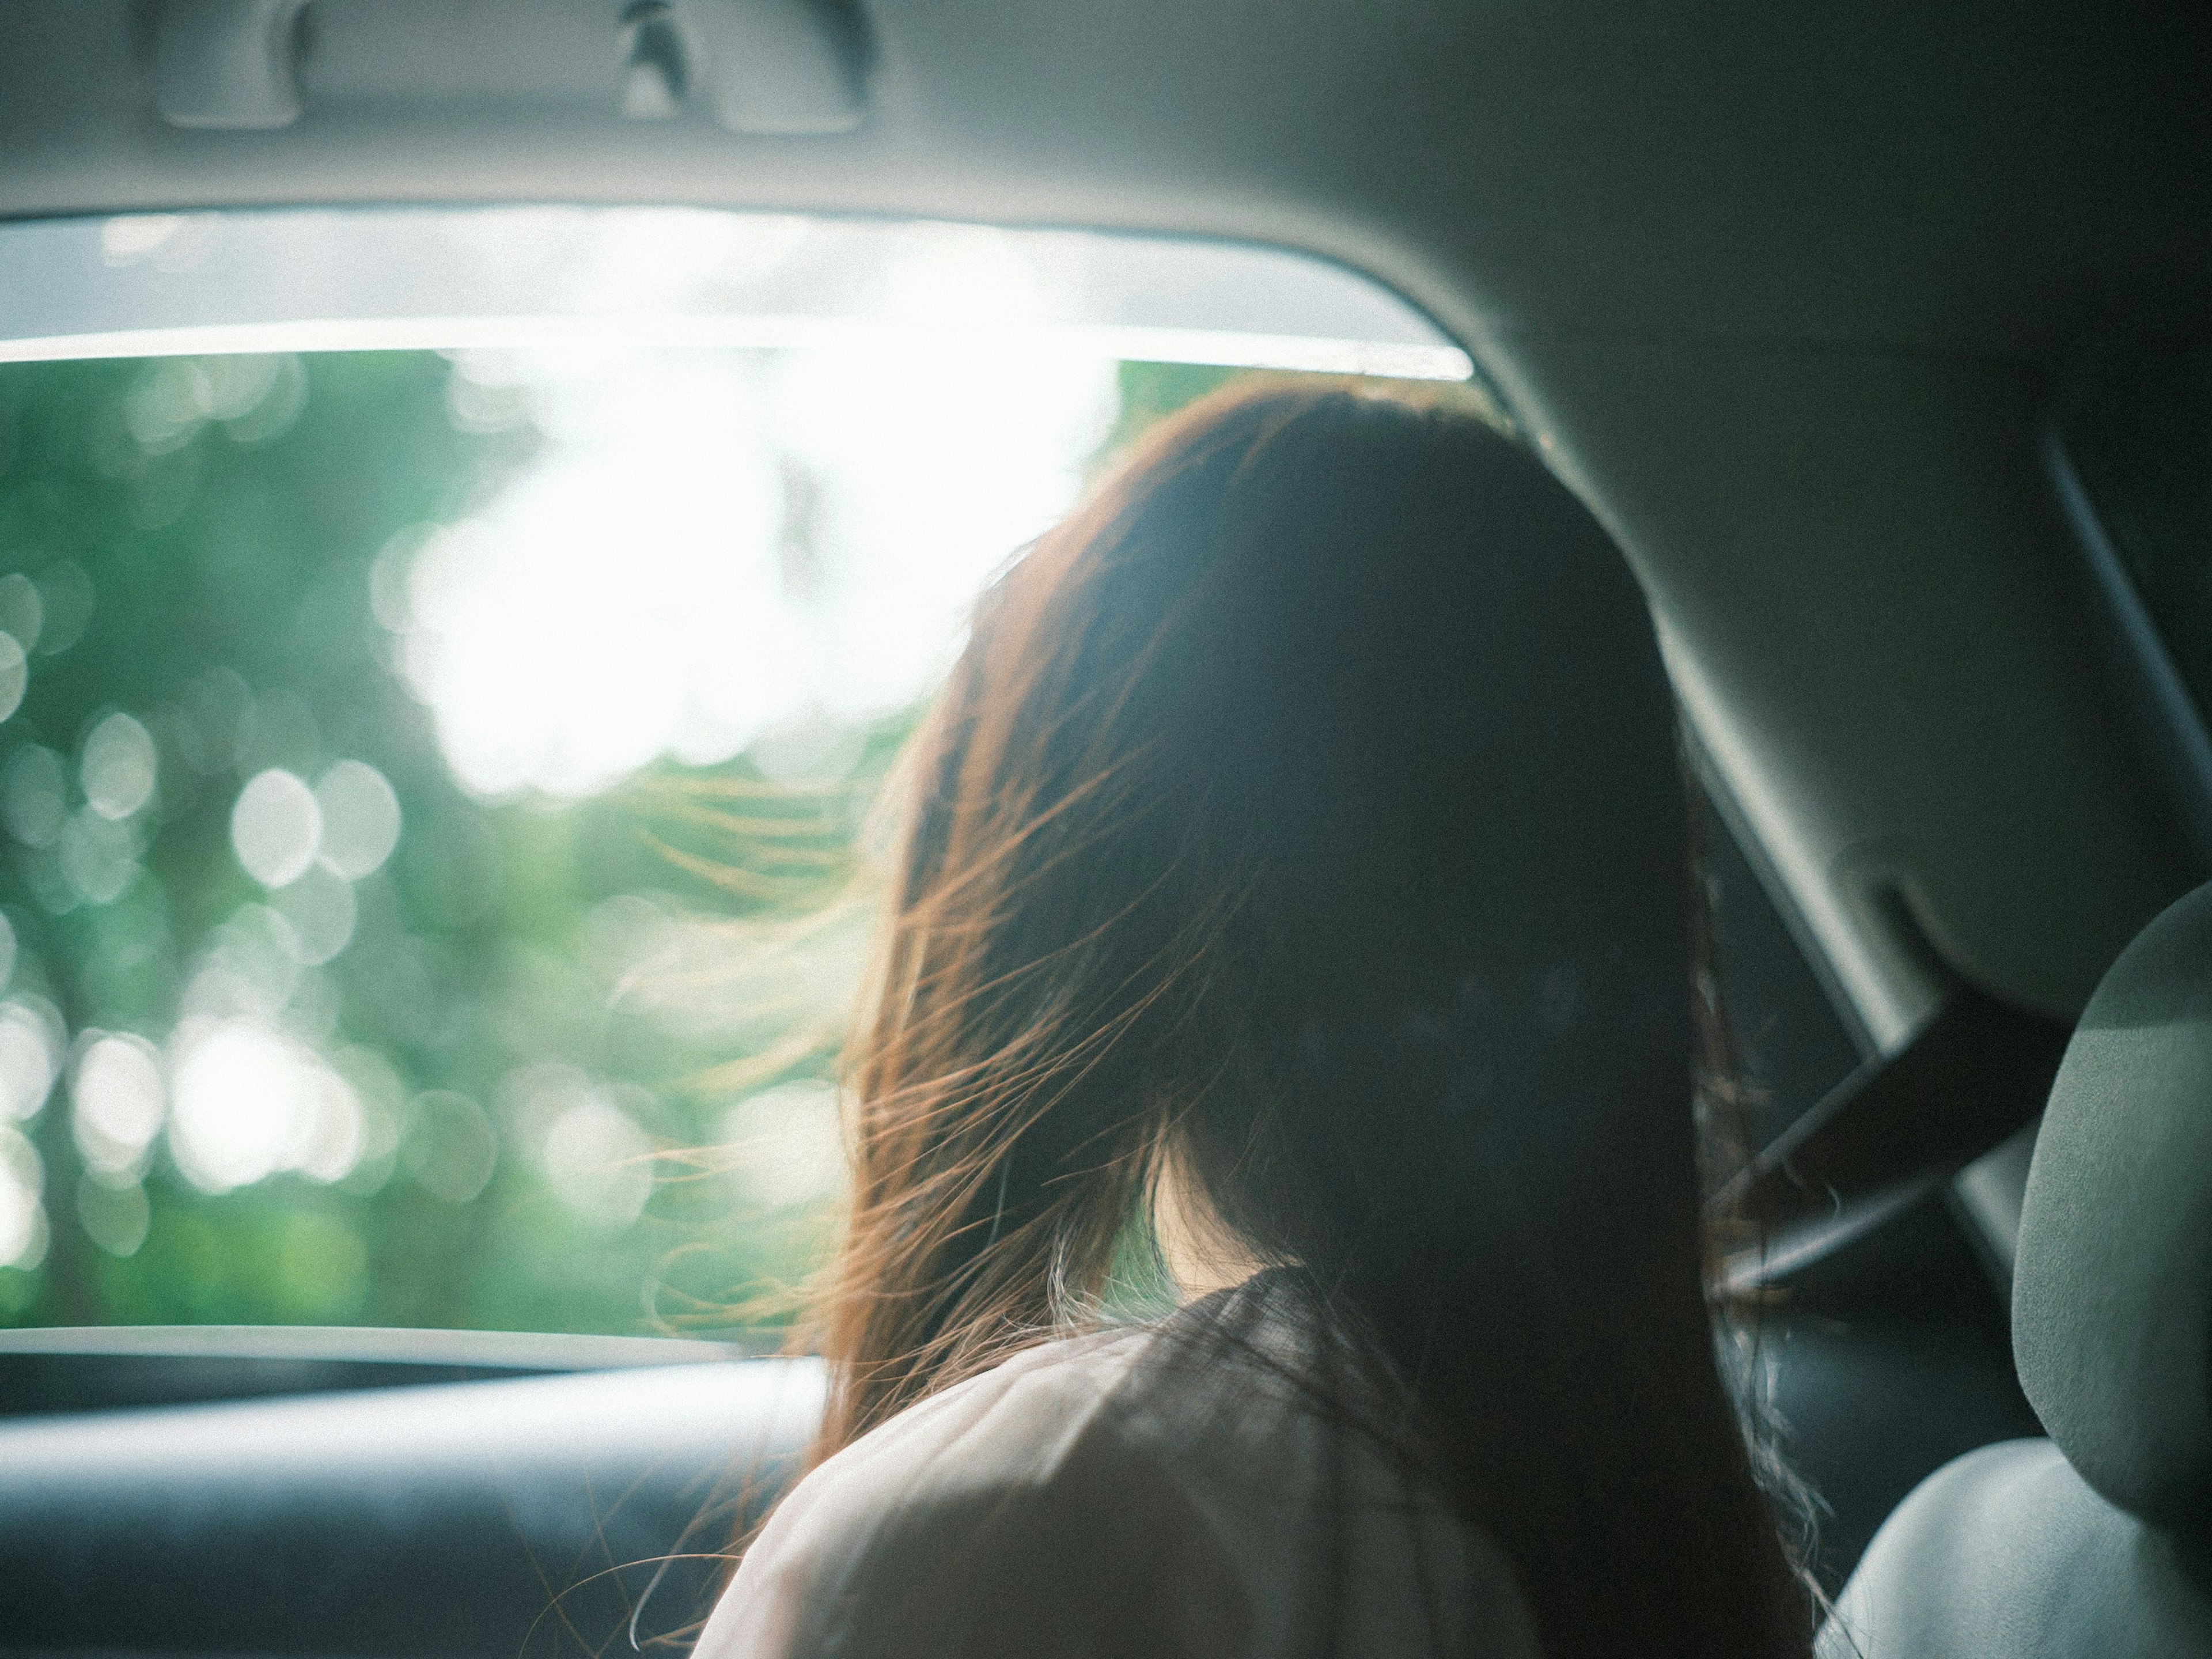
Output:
(3, 2), (2206, 358)
(2, 0), (2208, 1037)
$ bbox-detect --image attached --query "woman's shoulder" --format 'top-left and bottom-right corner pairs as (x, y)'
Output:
(747, 1322), (1162, 1563)
(695, 1323), (1224, 1658)
(696, 1307), (1541, 1658)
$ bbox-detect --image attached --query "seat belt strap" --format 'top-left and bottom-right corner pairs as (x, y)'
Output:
(1717, 984), (2073, 1289)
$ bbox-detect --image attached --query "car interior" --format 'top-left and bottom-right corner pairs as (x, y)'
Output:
(1, 2), (2208, 1655)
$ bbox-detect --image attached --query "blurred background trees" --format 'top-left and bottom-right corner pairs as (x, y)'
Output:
(0, 347), (1249, 1338)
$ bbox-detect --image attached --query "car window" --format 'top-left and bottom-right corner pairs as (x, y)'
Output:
(0, 207), (1483, 1339)
(0, 207), (1857, 1340)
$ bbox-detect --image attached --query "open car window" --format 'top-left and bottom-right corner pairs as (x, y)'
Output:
(0, 206), (1488, 1341)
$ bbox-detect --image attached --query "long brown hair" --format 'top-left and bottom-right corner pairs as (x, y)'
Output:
(807, 380), (1810, 1655)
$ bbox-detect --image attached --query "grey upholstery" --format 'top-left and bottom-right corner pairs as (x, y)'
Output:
(2014, 880), (2212, 1525)
(1819, 1440), (2212, 1657)
(1821, 881), (2212, 1656)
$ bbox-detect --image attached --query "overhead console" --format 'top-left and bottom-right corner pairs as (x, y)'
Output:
(154, 0), (877, 136)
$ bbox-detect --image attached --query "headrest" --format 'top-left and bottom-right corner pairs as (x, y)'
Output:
(2015, 879), (2212, 1531)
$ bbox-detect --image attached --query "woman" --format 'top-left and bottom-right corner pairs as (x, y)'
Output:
(698, 382), (1813, 1657)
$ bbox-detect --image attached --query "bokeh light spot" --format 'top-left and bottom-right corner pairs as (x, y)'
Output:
(313, 760), (402, 879)
(271, 862), (358, 966)
(0, 1126), (47, 1270)
(718, 1078), (843, 1210)
(0, 574), (43, 652)
(81, 711), (157, 820)
(166, 1018), (363, 1194)
(0, 997), (63, 1122)
(541, 1096), (652, 1230)
(0, 632), (25, 724)
(76, 1175), (149, 1258)
(1, 746), (66, 847)
(231, 768), (322, 887)
(71, 1033), (166, 1179)
(58, 806), (141, 904)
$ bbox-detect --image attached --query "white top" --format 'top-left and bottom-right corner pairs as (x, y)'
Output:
(696, 1305), (1542, 1658)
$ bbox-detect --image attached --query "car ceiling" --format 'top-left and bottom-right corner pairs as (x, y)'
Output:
(3, 0), (2209, 1043)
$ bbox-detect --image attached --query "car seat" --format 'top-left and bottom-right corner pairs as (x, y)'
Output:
(1817, 880), (2212, 1656)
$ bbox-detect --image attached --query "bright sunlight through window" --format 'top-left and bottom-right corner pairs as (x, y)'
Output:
(0, 205), (1471, 1335)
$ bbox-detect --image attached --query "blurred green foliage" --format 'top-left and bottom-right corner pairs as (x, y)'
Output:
(0, 349), (1255, 1338)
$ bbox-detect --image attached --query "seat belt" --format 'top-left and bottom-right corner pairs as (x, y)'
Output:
(1717, 984), (2074, 1291)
